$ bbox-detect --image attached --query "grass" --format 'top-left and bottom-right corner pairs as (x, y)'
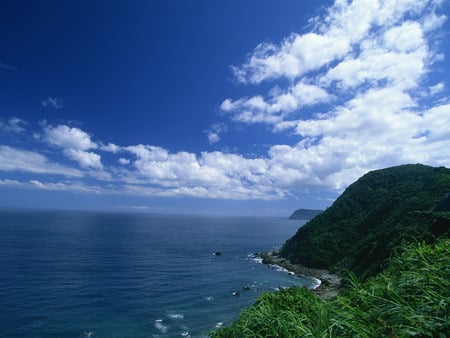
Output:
(210, 238), (450, 337)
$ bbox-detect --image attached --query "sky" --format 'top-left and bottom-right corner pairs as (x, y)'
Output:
(1, 0), (450, 216)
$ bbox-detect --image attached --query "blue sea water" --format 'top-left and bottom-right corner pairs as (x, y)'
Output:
(0, 210), (313, 338)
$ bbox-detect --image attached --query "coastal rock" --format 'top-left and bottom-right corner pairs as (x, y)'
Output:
(255, 251), (341, 300)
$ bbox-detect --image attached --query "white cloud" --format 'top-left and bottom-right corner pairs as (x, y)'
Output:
(120, 145), (286, 199)
(225, 0), (446, 139)
(206, 123), (228, 144)
(421, 10), (447, 32)
(322, 21), (428, 91)
(383, 21), (424, 52)
(63, 149), (103, 169)
(231, 0), (443, 88)
(41, 97), (63, 109)
(233, 32), (350, 84)
(101, 142), (122, 153)
(0, 179), (22, 186)
(119, 158), (130, 165)
(429, 82), (445, 95)
(44, 124), (103, 169)
(28, 179), (103, 193)
(0, 145), (83, 177)
(0, 117), (27, 134)
(265, 98), (450, 191)
(45, 124), (97, 150)
(222, 81), (332, 124)
(207, 132), (220, 144)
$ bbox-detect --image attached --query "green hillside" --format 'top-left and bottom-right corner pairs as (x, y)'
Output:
(280, 164), (450, 279)
(210, 164), (450, 337)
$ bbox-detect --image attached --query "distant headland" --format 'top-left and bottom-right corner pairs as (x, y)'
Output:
(288, 208), (323, 220)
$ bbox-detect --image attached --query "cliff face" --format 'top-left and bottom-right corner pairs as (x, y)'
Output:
(288, 208), (323, 220)
(280, 164), (450, 279)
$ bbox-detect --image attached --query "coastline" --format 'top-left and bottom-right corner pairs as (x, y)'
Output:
(255, 251), (342, 299)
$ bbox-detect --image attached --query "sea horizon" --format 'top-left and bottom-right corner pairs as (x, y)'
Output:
(0, 206), (291, 219)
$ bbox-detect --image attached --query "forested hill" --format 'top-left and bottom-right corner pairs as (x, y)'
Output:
(288, 208), (323, 220)
(280, 164), (450, 279)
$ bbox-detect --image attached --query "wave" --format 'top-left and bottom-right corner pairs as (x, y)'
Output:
(154, 319), (168, 334)
(268, 264), (296, 276)
(167, 313), (184, 320)
(310, 277), (322, 290)
(247, 253), (263, 264)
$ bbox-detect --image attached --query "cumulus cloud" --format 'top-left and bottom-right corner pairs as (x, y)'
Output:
(101, 142), (122, 153)
(232, 32), (350, 84)
(222, 81), (332, 124)
(63, 149), (103, 169)
(221, 2), (445, 129)
(45, 124), (97, 150)
(120, 145), (286, 199)
(44, 124), (103, 169)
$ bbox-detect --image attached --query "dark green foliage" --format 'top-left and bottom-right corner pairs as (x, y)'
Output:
(280, 164), (450, 279)
(288, 208), (323, 220)
(434, 192), (450, 212)
(210, 239), (450, 337)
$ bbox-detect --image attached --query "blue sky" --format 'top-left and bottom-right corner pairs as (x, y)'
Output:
(1, 0), (450, 216)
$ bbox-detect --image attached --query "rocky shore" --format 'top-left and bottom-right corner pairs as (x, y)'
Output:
(256, 251), (342, 299)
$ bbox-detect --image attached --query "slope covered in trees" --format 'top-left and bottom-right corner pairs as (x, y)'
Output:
(280, 164), (450, 279)
(211, 164), (450, 337)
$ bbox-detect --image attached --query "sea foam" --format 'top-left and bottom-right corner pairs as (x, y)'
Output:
(168, 313), (184, 320)
(154, 319), (168, 334)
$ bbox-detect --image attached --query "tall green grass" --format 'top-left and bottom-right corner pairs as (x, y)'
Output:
(210, 238), (449, 337)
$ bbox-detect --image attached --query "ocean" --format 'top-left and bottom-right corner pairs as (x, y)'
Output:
(0, 210), (314, 338)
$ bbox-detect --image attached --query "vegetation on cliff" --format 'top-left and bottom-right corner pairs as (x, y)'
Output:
(210, 164), (450, 337)
(281, 164), (450, 279)
(211, 239), (449, 337)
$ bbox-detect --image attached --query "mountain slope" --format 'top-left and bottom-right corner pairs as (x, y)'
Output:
(280, 164), (450, 279)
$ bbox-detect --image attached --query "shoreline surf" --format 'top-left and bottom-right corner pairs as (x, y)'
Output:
(254, 251), (342, 299)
